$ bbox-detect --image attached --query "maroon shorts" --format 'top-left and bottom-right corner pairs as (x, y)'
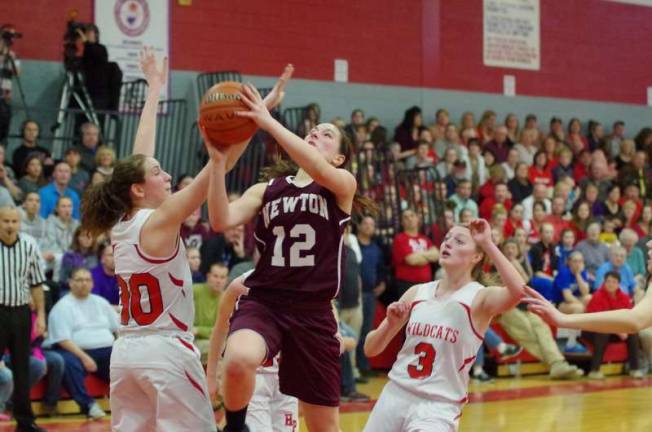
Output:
(229, 296), (341, 407)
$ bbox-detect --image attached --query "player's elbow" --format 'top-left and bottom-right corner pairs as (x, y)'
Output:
(363, 333), (381, 358)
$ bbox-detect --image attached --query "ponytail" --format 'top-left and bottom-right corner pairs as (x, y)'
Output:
(81, 154), (147, 236)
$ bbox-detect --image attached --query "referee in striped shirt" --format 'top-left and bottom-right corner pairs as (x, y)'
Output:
(0, 206), (47, 432)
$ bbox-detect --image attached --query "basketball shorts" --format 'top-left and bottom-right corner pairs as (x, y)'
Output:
(110, 334), (216, 432)
(248, 372), (299, 432)
(229, 296), (341, 407)
(363, 381), (462, 432)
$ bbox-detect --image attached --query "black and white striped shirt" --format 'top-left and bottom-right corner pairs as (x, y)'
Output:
(0, 235), (46, 307)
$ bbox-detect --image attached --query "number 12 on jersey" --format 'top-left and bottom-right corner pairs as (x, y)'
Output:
(271, 224), (316, 267)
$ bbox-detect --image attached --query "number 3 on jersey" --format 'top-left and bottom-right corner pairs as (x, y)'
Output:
(271, 224), (316, 267)
(407, 342), (437, 379)
(118, 273), (164, 325)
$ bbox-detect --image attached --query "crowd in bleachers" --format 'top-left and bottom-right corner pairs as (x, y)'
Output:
(1, 102), (651, 418)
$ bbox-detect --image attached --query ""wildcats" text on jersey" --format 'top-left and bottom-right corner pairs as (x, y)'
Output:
(406, 321), (460, 344)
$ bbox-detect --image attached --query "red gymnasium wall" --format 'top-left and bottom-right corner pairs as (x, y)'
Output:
(3, 0), (651, 105)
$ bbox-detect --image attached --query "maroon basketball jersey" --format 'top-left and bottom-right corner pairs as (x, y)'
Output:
(244, 176), (351, 302)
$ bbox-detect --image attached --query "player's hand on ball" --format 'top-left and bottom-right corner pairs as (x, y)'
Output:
(200, 123), (229, 164)
(237, 84), (275, 130)
(387, 301), (411, 326)
(263, 64), (294, 111)
(139, 46), (168, 88)
(522, 286), (565, 326)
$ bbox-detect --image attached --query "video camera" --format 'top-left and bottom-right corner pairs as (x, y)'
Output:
(63, 20), (91, 71)
(0, 25), (22, 47)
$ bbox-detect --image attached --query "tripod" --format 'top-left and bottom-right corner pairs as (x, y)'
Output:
(51, 68), (98, 157)
(0, 46), (29, 142)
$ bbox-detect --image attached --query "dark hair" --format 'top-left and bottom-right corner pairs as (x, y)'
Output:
(21, 119), (40, 138)
(208, 262), (228, 273)
(567, 118), (581, 134)
(258, 127), (378, 218)
(69, 226), (95, 254)
(399, 106), (422, 130)
(533, 200), (547, 212)
(351, 109), (364, 118)
(533, 150), (548, 166)
(604, 271), (621, 283)
(64, 147), (81, 156)
(70, 267), (91, 280)
(81, 154), (147, 236)
(21, 155), (46, 185)
(614, 120), (625, 128)
(467, 137), (480, 148)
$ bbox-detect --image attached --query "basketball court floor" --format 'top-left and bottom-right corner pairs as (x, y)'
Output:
(2, 375), (651, 431)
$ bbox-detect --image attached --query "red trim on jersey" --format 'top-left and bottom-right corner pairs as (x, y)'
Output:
(458, 395), (468, 404)
(454, 412), (463, 421)
(458, 302), (484, 341)
(168, 273), (187, 297)
(458, 355), (477, 372)
(177, 337), (195, 354)
(184, 370), (206, 399)
(261, 358), (274, 367)
(134, 238), (180, 264)
(168, 273), (183, 286)
(410, 300), (425, 312)
(169, 312), (188, 332)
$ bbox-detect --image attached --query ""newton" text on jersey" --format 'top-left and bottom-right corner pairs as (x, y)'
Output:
(262, 193), (329, 228)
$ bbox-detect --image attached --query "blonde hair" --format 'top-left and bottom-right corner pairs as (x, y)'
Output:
(95, 145), (116, 167)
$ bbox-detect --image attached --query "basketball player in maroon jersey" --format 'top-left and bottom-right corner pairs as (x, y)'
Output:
(205, 81), (366, 432)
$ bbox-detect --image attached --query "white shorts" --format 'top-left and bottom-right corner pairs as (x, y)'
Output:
(363, 381), (462, 432)
(248, 372), (299, 432)
(110, 334), (216, 432)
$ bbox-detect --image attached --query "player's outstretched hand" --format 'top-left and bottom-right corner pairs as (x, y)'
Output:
(522, 286), (566, 327)
(387, 301), (411, 327)
(199, 122), (229, 164)
(263, 64), (294, 111)
(468, 218), (493, 249)
(237, 84), (275, 130)
(140, 46), (168, 88)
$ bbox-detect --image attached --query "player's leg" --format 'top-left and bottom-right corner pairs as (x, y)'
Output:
(222, 330), (267, 410)
(270, 376), (299, 432)
(301, 402), (339, 432)
(245, 373), (274, 432)
(110, 365), (153, 432)
(405, 399), (461, 432)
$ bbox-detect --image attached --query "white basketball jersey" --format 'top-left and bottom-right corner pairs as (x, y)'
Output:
(389, 280), (485, 403)
(111, 209), (194, 337)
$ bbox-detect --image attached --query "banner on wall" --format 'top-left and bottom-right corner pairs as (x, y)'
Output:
(483, 0), (540, 70)
(94, 0), (170, 106)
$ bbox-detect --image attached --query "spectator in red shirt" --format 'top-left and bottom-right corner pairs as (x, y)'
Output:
(479, 181), (512, 220)
(549, 117), (565, 143)
(392, 209), (439, 297)
(545, 196), (572, 243)
(528, 151), (554, 188)
(476, 110), (496, 144)
(583, 272), (643, 380)
(567, 118), (588, 154)
(573, 149), (591, 182)
(479, 165), (506, 203)
(431, 208), (455, 248)
(504, 203), (525, 238)
(485, 126), (513, 163)
(490, 205), (508, 237)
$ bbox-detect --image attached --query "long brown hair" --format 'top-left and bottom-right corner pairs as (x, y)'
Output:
(260, 125), (378, 218)
(81, 154), (147, 236)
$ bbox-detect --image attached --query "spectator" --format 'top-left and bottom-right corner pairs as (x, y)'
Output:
(566, 118), (588, 154)
(472, 326), (522, 382)
(497, 307), (583, 380)
(504, 113), (520, 142)
(555, 228), (576, 272)
(0, 361), (11, 420)
(449, 179), (478, 222)
(74, 123), (101, 175)
(459, 111), (475, 132)
(583, 271), (643, 380)
(528, 151), (554, 188)
(602, 184), (623, 224)
(508, 162), (533, 204)
(39, 161), (81, 220)
(635, 204), (651, 241)
(91, 243), (118, 306)
(0, 206), (47, 431)
(574, 221), (610, 281)
(549, 117), (565, 142)
(44, 267), (118, 419)
(443, 159), (468, 196)
(199, 224), (248, 274)
(544, 197), (571, 242)
(521, 113), (543, 145)
(554, 251), (592, 313)
(175, 174), (194, 192)
(619, 151), (651, 200)
(459, 208), (474, 225)
(435, 147), (458, 178)
(339, 321), (369, 402)
(17, 155), (46, 197)
(12, 120), (53, 178)
(503, 203), (525, 238)
(485, 126), (513, 163)
(594, 244), (636, 296)
(622, 199), (643, 237)
(338, 230), (364, 381)
(599, 217), (619, 245)
(193, 262), (228, 363)
(615, 139), (636, 170)
(180, 208), (212, 250)
(529, 222), (557, 299)
(502, 238), (532, 282)
(476, 110), (496, 143)
(90, 146), (115, 185)
(525, 201), (547, 244)
(344, 109), (365, 142)
(587, 120), (605, 152)
(478, 165), (506, 203)
(355, 216), (385, 378)
(514, 128), (537, 166)
(43, 197), (80, 280)
(580, 157), (612, 202)
(501, 148), (519, 180)
(514, 226), (531, 259)
(479, 181), (512, 220)
(607, 120), (626, 158)
(0, 182), (13, 208)
(394, 106), (422, 162)
(573, 149), (591, 181)
(60, 227), (98, 290)
(552, 148), (574, 183)
(570, 200), (592, 242)
(464, 138), (487, 193)
(296, 103), (320, 138)
(414, 140), (435, 168)
(63, 148), (89, 196)
(619, 228), (646, 289)
(0, 144), (21, 202)
(18, 192), (47, 250)
(392, 209), (439, 297)
(542, 136), (560, 166)
(522, 183), (551, 221)
(187, 246), (205, 283)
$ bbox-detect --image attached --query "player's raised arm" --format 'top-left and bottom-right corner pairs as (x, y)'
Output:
(206, 276), (250, 400)
(132, 47), (167, 157)
(236, 83), (357, 206)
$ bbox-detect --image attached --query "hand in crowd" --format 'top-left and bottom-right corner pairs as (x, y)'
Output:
(81, 354), (98, 373)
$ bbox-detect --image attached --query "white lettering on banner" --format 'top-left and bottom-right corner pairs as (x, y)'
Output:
(483, 0), (540, 70)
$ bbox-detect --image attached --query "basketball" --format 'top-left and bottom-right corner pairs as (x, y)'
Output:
(199, 81), (258, 146)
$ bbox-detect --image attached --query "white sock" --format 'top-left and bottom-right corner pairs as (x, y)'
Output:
(496, 342), (507, 354)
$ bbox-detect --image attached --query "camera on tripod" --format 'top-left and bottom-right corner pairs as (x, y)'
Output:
(0, 25), (22, 47)
(63, 20), (90, 72)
